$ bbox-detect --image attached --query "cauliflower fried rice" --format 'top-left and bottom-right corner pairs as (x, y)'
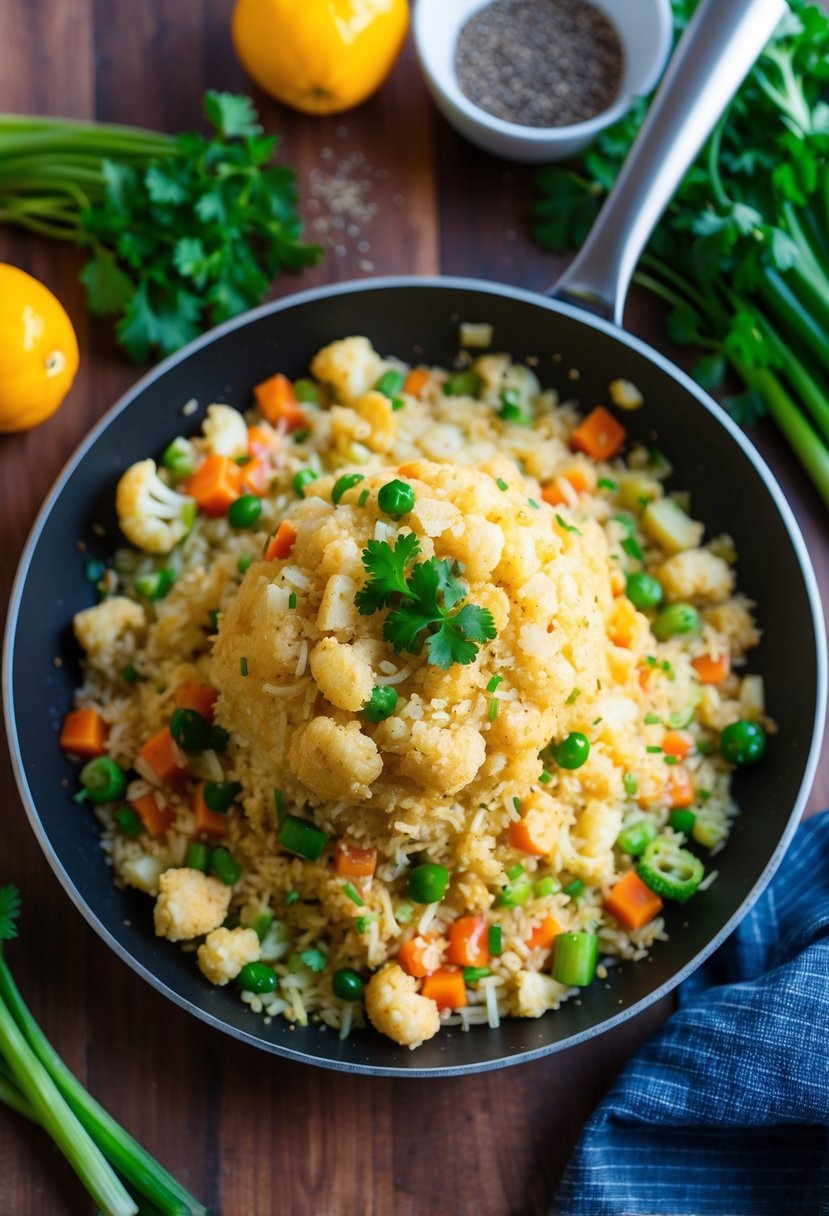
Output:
(64, 335), (770, 1049)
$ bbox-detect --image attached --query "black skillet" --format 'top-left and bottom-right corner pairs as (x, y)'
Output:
(4, 0), (826, 1076)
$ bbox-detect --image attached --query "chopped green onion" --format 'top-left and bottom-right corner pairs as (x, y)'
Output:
(343, 882), (364, 907)
(552, 932), (598, 987)
(288, 592), (297, 609)
(284, 890), (300, 907)
(488, 925), (503, 955)
(506, 864), (525, 881)
(210, 847), (242, 886)
(274, 788), (285, 819)
(563, 878), (584, 899)
(528, 498), (540, 509)
(208, 609), (220, 629)
(565, 687), (581, 705)
(355, 914), (377, 933)
(622, 536), (645, 562)
(240, 657), (248, 677)
(646, 745), (662, 754)
(237, 554), (253, 575)
(598, 477), (618, 491)
(396, 904), (413, 924)
(278, 814), (328, 861)
(391, 396), (406, 411)
(185, 841), (210, 872)
(293, 468), (318, 497)
(203, 781), (242, 813)
(616, 820), (657, 857)
(496, 878), (531, 908)
(644, 713), (662, 725)
(539, 769), (552, 784)
(294, 378), (320, 404)
(374, 369), (406, 398)
(513, 796), (522, 812)
(534, 876), (559, 897)
(486, 675), (503, 693)
(135, 569), (176, 601)
(463, 967), (492, 984)
(663, 754), (679, 765)
(120, 664), (139, 685)
(496, 478), (509, 491)
(488, 699), (499, 721)
(445, 370), (483, 397)
(251, 910), (274, 941)
(357, 488), (370, 507)
(79, 757), (126, 804)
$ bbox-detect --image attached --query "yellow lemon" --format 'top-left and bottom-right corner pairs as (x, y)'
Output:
(0, 263), (79, 433)
(232, 0), (410, 117)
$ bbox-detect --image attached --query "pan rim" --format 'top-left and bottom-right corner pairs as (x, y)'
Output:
(4, 274), (826, 1077)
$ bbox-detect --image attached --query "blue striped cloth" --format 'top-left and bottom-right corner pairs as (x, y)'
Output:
(554, 811), (829, 1216)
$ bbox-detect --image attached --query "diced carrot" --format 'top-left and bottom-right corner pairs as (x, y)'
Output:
(138, 728), (188, 783)
(398, 935), (435, 979)
(447, 915), (489, 967)
(240, 457), (274, 497)
(129, 790), (173, 838)
(174, 681), (217, 722)
(541, 467), (594, 507)
(421, 967), (467, 1011)
(508, 808), (555, 856)
(59, 708), (107, 758)
(638, 666), (652, 691)
(662, 730), (694, 759)
(526, 915), (562, 953)
(403, 369), (430, 398)
(264, 520), (297, 561)
(334, 840), (377, 878)
(609, 567), (626, 596)
(192, 783), (230, 841)
(667, 764), (695, 808)
(570, 406), (627, 461)
(607, 597), (639, 648)
(186, 455), (243, 517)
(247, 423), (281, 458)
(254, 373), (308, 431)
(396, 462), (422, 478)
(692, 653), (730, 685)
(605, 869), (664, 930)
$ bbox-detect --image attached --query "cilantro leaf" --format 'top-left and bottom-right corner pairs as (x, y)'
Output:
(0, 885), (21, 942)
(203, 90), (262, 139)
(451, 603), (498, 644)
(79, 246), (134, 316)
(355, 534), (421, 614)
(426, 621), (481, 669)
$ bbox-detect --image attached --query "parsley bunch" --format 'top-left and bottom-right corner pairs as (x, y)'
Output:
(533, 0), (829, 508)
(0, 885), (205, 1214)
(356, 534), (497, 668)
(0, 92), (320, 362)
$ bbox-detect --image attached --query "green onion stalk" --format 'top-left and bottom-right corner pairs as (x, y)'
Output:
(0, 887), (206, 1215)
(532, 0), (829, 509)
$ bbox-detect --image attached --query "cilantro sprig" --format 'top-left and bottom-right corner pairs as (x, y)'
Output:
(0, 92), (321, 362)
(531, 0), (829, 509)
(356, 535), (497, 668)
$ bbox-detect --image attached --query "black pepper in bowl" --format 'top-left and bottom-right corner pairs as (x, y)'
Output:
(454, 0), (624, 129)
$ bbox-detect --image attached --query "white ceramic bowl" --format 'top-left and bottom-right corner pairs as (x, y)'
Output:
(413, 0), (673, 162)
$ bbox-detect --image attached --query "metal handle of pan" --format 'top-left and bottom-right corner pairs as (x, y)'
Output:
(550, 0), (790, 324)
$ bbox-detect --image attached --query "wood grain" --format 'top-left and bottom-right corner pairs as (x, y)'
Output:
(0, 3), (827, 1214)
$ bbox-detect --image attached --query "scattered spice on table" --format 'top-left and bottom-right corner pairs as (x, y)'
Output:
(454, 0), (623, 129)
(308, 140), (381, 271)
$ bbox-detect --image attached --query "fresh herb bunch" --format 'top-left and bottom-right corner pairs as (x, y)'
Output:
(356, 534), (498, 668)
(532, 0), (829, 508)
(0, 91), (321, 362)
(0, 885), (205, 1215)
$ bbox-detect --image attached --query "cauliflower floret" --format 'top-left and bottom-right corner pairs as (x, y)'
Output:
(201, 404), (248, 458)
(116, 459), (196, 555)
(153, 868), (231, 942)
(364, 963), (441, 1048)
(74, 596), (145, 663)
(119, 853), (167, 896)
(310, 336), (385, 406)
(197, 926), (260, 986)
(309, 638), (374, 712)
(657, 548), (734, 604)
(399, 721), (486, 796)
(289, 717), (383, 802)
(514, 970), (566, 1017)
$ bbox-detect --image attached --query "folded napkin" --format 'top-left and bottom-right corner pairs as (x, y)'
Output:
(554, 811), (829, 1216)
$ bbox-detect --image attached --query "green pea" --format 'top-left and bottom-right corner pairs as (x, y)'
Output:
(210, 847), (242, 886)
(114, 806), (143, 838)
(407, 863), (450, 904)
(135, 569), (176, 601)
(444, 371), (483, 398)
(332, 968), (364, 1001)
(237, 962), (278, 994)
(616, 820), (657, 857)
(294, 379), (321, 404)
(227, 494), (262, 529)
(363, 685), (398, 723)
(293, 468), (319, 497)
(720, 719), (766, 766)
(79, 757), (126, 804)
(668, 808), (697, 835)
(625, 572), (664, 611)
(377, 479), (415, 518)
(204, 781), (242, 813)
(332, 473), (365, 505)
(652, 603), (700, 640)
(374, 370), (406, 398)
(170, 708), (211, 754)
(553, 732), (591, 770)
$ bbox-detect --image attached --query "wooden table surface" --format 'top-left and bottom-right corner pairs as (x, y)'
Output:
(1, 3), (827, 1213)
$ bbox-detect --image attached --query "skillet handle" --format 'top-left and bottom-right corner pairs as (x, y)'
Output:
(549, 0), (790, 325)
